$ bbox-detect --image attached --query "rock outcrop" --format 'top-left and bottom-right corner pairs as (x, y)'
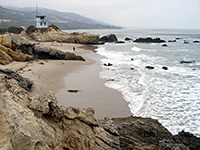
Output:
(99, 34), (118, 43)
(33, 45), (85, 61)
(0, 44), (33, 65)
(23, 27), (99, 44)
(0, 72), (199, 150)
(134, 37), (166, 43)
(0, 69), (33, 91)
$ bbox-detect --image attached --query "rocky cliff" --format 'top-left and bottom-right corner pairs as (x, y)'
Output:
(0, 71), (199, 150)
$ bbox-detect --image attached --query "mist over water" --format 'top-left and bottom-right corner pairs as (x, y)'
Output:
(66, 28), (200, 136)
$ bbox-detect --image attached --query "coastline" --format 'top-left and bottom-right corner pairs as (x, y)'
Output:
(0, 42), (131, 118)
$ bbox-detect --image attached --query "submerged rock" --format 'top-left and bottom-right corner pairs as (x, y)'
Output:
(125, 37), (132, 41)
(162, 44), (168, 47)
(145, 66), (155, 70)
(180, 60), (195, 64)
(168, 40), (176, 42)
(99, 34), (118, 43)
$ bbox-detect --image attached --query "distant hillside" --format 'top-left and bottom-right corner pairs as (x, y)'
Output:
(0, 6), (121, 30)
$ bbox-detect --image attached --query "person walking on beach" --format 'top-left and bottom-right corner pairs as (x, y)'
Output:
(73, 47), (75, 52)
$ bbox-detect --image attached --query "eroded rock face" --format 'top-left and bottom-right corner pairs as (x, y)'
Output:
(0, 44), (33, 64)
(33, 45), (85, 61)
(0, 73), (199, 150)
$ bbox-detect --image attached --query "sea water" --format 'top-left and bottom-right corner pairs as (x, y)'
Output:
(64, 28), (200, 136)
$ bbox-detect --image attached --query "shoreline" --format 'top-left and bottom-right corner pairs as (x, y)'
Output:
(0, 42), (132, 118)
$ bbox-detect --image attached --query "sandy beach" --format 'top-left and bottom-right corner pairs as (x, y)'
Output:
(0, 42), (131, 118)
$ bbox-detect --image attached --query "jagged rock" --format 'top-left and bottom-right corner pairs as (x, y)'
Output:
(174, 131), (200, 150)
(0, 73), (199, 150)
(0, 69), (33, 91)
(112, 116), (173, 150)
(0, 49), (13, 65)
(0, 44), (33, 63)
(158, 139), (189, 150)
(99, 34), (118, 43)
(33, 45), (85, 61)
(104, 63), (113, 66)
(0, 33), (12, 48)
(134, 37), (166, 43)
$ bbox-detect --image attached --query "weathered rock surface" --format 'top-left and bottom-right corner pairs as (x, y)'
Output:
(0, 69), (33, 91)
(24, 27), (99, 44)
(33, 45), (85, 61)
(134, 37), (166, 43)
(99, 34), (118, 43)
(0, 72), (199, 150)
(0, 44), (33, 64)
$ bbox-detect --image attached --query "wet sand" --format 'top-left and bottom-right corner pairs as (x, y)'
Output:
(0, 42), (132, 118)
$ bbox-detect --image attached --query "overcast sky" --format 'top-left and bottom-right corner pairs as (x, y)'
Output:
(1, 0), (200, 29)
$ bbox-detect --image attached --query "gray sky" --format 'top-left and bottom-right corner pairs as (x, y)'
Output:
(1, 0), (200, 29)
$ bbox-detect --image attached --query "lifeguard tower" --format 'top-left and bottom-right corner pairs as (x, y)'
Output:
(35, 5), (48, 28)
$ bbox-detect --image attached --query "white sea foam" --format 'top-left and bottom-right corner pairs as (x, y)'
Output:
(131, 46), (142, 51)
(97, 31), (200, 137)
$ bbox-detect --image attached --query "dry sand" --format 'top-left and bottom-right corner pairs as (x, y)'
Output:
(0, 42), (132, 118)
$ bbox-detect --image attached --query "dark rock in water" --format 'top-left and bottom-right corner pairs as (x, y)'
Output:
(104, 63), (113, 66)
(99, 34), (118, 43)
(0, 69), (33, 91)
(180, 60), (195, 64)
(33, 45), (85, 61)
(145, 66), (154, 70)
(168, 40), (176, 42)
(115, 41), (125, 44)
(125, 37), (132, 41)
(67, 89), (80, 93)
(134, 37), (166, 43)
(193, 40), (200, 43)
(162, 44), (168, 47)
(174, 131), (200, 150)
(131, 58), (134, 61)
(131, 68), (134, 70)
(175, 37), (182, 40)
(184, 40), (189, 44)
(162, 66), (168, 70)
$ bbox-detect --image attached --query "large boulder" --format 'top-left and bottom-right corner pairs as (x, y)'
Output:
(99, 34), (118, 43)
(134, 37), (166, 43)
(33, 45), (85, 61)
(0, 44), (33, 63)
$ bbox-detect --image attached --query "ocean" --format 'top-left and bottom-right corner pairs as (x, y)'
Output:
(64, 28), (200, 137)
